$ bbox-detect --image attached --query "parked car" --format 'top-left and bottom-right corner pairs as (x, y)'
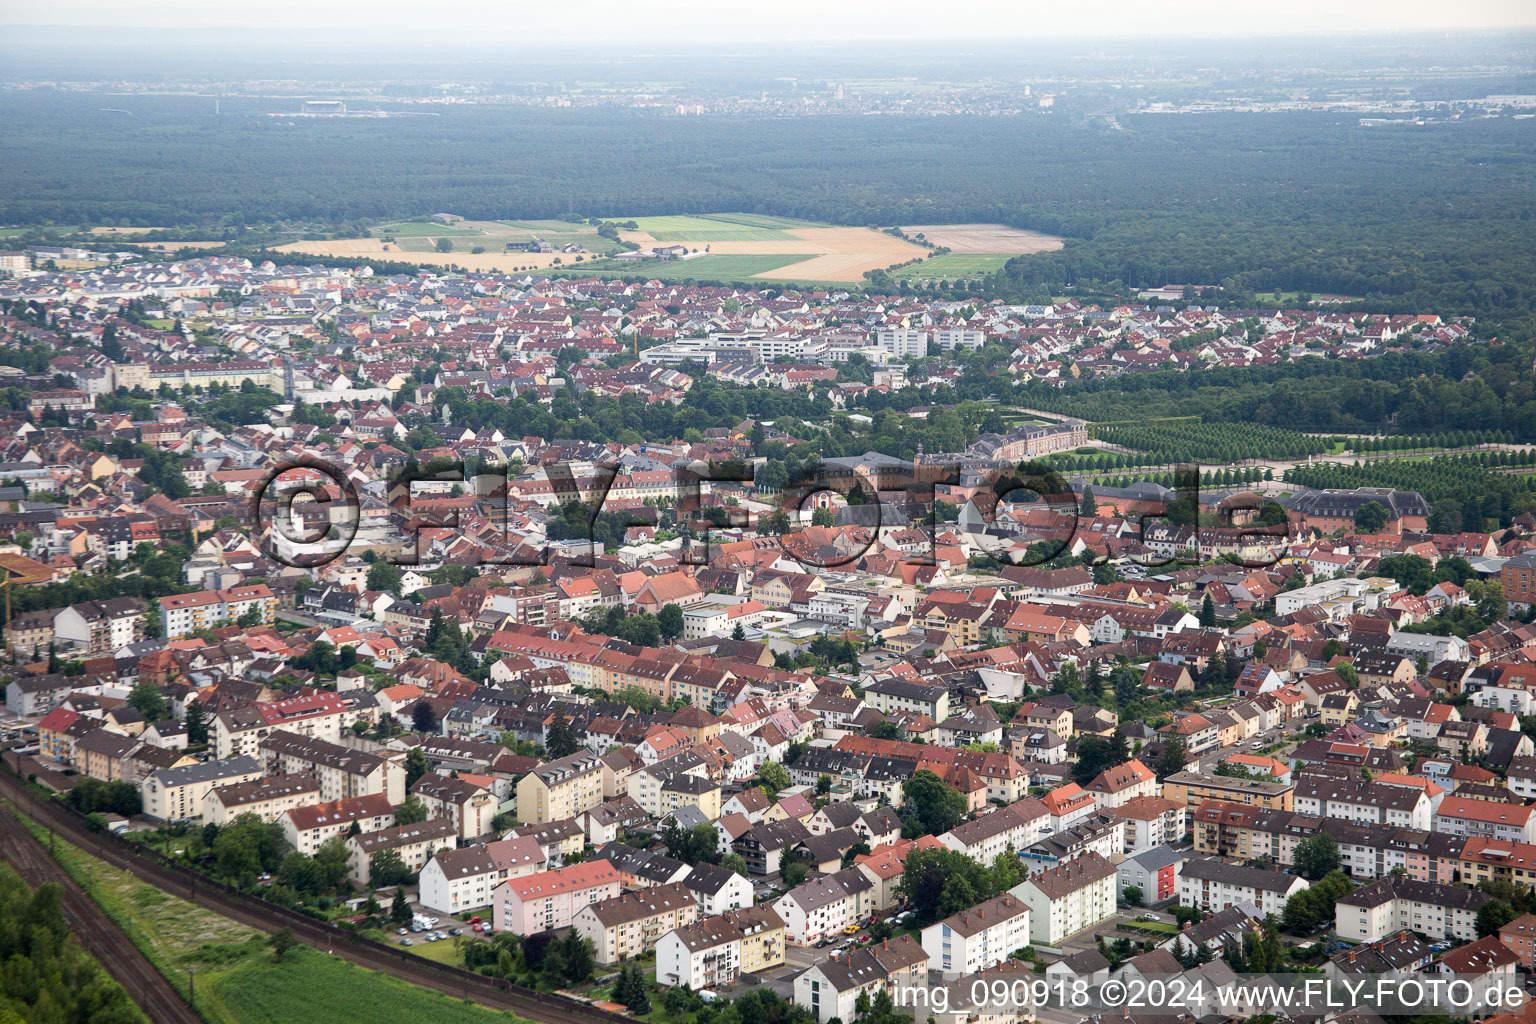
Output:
(402, 938), (413, 946)
(843, 924), (861, 935)
(397, 928), (408, 936)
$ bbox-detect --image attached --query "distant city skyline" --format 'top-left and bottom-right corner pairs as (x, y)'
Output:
(4, 0), (1535, 41)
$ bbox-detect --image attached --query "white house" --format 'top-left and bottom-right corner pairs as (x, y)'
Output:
(920, 892), (1031, 980)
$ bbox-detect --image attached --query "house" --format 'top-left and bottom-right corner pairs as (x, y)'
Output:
(1083, 759), (1156, 809)
(734, 818), (811, 876)
(920, 892), (1031, 980)
(1428, 934), (1521, 1009)
(1177, 856), (1309, 917)
(1116, 845), (1186, 905)
(573, 881), (699, 965)
(1011, 850), (1118, 946)
(1325, 930), (1430, 981)
(792, 934), (929, 1024)
(682, 862), (754, 915)
(419, 846), (505, 915)
(492, 860), (622, 936)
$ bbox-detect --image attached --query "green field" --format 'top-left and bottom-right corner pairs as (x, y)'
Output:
(375, 221), (483, 237)
(17, 813), (524, 1024)
(890, 253), (1013, 278)
(702, 212), (828, 229)
(624, 214), (798, 241)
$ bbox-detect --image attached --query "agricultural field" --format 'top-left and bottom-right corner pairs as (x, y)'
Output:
(281, 214), (1064, 284)
(890, 253), (1014, 279)
(899, 223), (1064, 254)
(278, 216), (627, 269)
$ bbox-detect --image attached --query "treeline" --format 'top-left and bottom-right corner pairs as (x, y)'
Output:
(1091, 420), (1331, 463)
(0, 867), (148, 1024)
(3, 92), (1535, 314)
(1020, 338), (1536, 437)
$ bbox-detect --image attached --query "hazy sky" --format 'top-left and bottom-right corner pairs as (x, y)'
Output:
(4, 0), (1534, 40)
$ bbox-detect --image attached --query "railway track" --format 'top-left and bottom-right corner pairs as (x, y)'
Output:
(0, 760), (636, 1024)
(0, 805), (203, 1024)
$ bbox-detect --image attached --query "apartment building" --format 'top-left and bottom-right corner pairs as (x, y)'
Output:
(493, 860), (622, 936)
(159, 583), (275, 639)
(573, 882), (700, 965)
(282, 793), (394, 855)
(1161, 771), (1294, 818)
(1435, 796), (1536, 843)
(1177, 856), (1309, 917)
(411, 772), (498, 840)
(213, 692), (347, 759)
(921, 892), (1032, 980)
(202, 772), (319, 826)
(1337, 876), (1489, 944)
(141, 756), (264, 821)
(792, 935), (929, 1024)
(656, 904), (787, 989)
(259, 730), (405, 805)
(773, 867), (877, 947)
(515, 750), (605, 824)
(1112, 796), (1187, 853)
(346, 818), (457, 886)
(1012, 851), (1118, 947)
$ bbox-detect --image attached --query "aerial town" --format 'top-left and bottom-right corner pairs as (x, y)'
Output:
(0, 244), (1533, 1023)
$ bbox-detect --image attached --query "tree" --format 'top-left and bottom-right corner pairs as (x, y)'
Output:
(1478, 899), (1518, 937)
(546, 713), (579, 758)
(759, 761), (791, 798)
(732, 622), (747, 641)
(657, 603), (684, 638)
(1124, 886), (1143, 906)
(237, 605), (262, 628)
(1080, 486), (1097, 517)
(371, 849), (416, 888)
(404, 747), (430, 790)
(269, 927), (298, 963)
(367, 560), (403, 595)
(435, 237), (454, 253)
(901, 769), (968, 837)
(390, 886), (411, 924)
(1199, 593), (1216, 627)
(722, 852), (750, 877)
(1155, 737), (1190, 780)
(781, 860), (809, 888)
(1072, 734), (1128, 785)
(184, 699), (208, 745)
(619, 963), (650, 1014)
(126, 681), (167, 722)
(411, 700), (439, 735)
(1293, 833), (1341, 880)
(1354, 500), (1390, 534)
(561, 930), (595, 985)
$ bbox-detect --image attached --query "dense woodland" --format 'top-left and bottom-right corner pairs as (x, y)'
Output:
(3, 93), (1534, 314)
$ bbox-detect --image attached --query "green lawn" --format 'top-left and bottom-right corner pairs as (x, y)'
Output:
(890, 253), (1013, 278)
(14, 811), (525, 1024)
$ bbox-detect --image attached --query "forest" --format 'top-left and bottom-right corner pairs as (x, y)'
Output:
(1, 92), (1534, 315)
